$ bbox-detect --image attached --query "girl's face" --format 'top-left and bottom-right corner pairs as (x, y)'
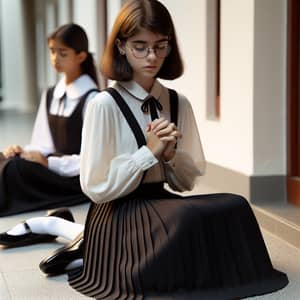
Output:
(119, 29), (169, 84)
(48, 38), (85, 76)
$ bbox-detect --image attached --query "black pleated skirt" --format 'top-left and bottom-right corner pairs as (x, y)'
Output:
(0, 155), (89, 216)
(68, 183), (288, 300)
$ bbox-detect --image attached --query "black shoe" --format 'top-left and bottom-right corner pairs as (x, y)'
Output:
(0, 207), (75, 248)
(39, 232), (84, 276)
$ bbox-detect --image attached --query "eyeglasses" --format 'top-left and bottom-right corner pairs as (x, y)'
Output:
(127, 43), (171, 59)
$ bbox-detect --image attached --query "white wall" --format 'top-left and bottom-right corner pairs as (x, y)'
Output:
(73, 0), (119, 88)
(214, 0), (254, 175)
(0, 0), (28, 110)
(160, 0), (286, 177)
(253, 0), (286, 175)
(160, 0), (254, 175)
(159, 0), (207, 151)
(73, 0), (98, 56)
(107, 0), (123, 34)
(57, 0), (72, 24)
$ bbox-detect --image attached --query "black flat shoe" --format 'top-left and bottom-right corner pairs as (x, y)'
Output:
(39, 232), (84, 276)
(0, 207), (75, 248)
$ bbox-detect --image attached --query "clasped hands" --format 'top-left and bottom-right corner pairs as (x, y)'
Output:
(146, 117), (182, 161)
(3, 145), (48, 167)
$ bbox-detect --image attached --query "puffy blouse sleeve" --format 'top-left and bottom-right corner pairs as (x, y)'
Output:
(24, 89), (55, 155)
(163, 94), (206, 192)
(79, 92), (158, 204)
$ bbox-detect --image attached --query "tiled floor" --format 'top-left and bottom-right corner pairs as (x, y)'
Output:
(0, 110), (299, 299)
(0, 204), (90, 299)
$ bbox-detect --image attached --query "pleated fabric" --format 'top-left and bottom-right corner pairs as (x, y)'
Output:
(0, 156), (89, 216)
(69, 183), (288, 300)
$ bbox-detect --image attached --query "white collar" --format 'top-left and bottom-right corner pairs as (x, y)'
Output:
(117, 80), (163, 102)
(53, 74), (98, 99)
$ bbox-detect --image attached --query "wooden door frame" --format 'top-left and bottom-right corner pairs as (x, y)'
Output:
(287, 0), (300, 206)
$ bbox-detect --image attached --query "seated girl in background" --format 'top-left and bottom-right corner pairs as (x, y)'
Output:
(0, 23), (99, 217)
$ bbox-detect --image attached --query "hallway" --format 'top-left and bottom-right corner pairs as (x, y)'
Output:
(0, 111), (299, 299)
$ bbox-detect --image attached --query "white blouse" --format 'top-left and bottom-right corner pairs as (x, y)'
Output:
(24, 74), (99, 176)
(80, 80), (206, 204)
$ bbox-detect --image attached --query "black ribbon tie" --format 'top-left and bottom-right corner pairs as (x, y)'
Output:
(141, 96), (163, 121)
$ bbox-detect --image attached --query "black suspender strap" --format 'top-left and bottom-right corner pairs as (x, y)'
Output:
(168, 88), (178, 126)
(65, 88), (100, 110)
(81, 88), (100, 98)
(75, 88), (100, 114)
(105, 87), (147, 148)
(45, 86), (55, 112)
(168, 88), (179, 149)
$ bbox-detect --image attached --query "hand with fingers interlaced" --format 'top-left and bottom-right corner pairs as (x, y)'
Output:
(146, 117), (182, 161)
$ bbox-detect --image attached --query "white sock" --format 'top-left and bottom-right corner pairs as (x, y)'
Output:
(7, 223), (28, 236)
(7, 217), (84, 241)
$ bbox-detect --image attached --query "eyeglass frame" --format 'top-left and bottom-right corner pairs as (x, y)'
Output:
(125, 41), (171, 59)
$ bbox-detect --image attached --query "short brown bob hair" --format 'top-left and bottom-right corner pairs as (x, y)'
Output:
(100, 0), (184, 81)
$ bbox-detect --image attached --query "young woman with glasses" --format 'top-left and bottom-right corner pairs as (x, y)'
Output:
(0, 1), (288, 299)
(67, 0), (288, 299)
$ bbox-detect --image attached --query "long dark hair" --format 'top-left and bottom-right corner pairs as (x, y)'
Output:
(49, 23), (99, 87)
(101, 0), (183, 81)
